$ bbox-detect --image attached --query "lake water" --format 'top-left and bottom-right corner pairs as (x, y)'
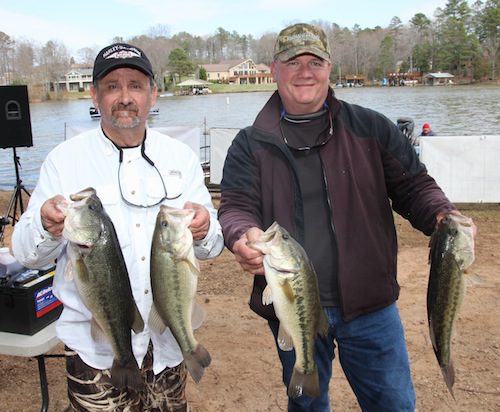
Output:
(0, 84), (498, 190)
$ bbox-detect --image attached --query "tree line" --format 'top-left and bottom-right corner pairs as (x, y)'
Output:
(0, 0), (498, 94)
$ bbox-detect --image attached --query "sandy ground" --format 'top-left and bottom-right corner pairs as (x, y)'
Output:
(0, 191), (499, 411)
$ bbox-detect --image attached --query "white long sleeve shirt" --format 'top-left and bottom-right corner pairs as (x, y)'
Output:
(12, 127), (224, 374)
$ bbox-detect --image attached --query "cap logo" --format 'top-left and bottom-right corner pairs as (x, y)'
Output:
(283, 32), (321, 45)
(103, 45), (142, 60)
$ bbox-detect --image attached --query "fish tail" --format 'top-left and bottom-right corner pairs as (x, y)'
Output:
(287, 367), (320, 399)
(110, 358), (144, 391)
(441, 361), (455, 399)
(184, 344), (212, 384)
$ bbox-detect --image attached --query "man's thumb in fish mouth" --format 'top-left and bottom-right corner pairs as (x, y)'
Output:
(246, 227), (264, 242)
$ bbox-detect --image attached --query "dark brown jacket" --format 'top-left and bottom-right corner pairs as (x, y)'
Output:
(218, 89), (454, 322)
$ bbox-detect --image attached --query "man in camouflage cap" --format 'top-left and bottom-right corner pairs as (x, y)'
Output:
(219, 21), (469, 412)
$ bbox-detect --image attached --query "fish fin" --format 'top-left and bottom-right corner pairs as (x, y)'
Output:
(288, 367), (320, 399)
(277, 323), (294, 351)
(184, 343), (212, 384)
(148, 304), (167, 335)
(262, 285), (273, 305)
(186, 248), (201, 275)
(441, 360), (455, 399)
(429, 317), (438, 352)
(64, 244), (82, 281)
(130, 302), (145, 334)
(110, 358), (144, 391)
(464, 271), (484, 287)
(317, 308), (329, 337)
(281, 279), (295, 303)
(90, 319), (108, 344)
(191, 301), (206, 330)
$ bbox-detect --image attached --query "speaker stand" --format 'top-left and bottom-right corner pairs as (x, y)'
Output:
(0, 148), (31, 245)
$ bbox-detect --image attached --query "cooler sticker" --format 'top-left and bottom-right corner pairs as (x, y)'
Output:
(34, 285), (62, 318)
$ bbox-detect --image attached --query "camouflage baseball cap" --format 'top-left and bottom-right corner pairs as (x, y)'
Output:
(273, 23), (331, 63)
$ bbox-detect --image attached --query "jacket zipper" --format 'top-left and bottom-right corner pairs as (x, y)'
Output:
(320, 155), (343, 311)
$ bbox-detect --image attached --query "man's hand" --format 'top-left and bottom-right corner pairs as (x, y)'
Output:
(40, 195), (67, 238)
(436, 210), (478, 238)
(232, 227), (265, 275)
(184, 201), (210, 241)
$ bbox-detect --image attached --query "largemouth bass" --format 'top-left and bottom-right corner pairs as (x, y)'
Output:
(427, 213), (475, 397)
(248, 221), (329, 398)
(60, 187), (145, 390)
(149, 205), (211, 384)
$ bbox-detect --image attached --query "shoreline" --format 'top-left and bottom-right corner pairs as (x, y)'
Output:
(30, 80), (499, 103)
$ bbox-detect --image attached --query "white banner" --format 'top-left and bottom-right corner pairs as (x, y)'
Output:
(209, 128), (240, 185)
(64, 124), (201, 159)
(420, 135), (500, 202)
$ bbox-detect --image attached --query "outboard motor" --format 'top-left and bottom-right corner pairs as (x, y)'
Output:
(397, 117), (418, 146)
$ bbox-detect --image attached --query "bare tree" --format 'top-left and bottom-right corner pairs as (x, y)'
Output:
(76, 47), (100, 65)
(129, 35), (177, 91)
(37, 40), (70, 98)
(0, 31), (14, 84)
(250, 32), (277, 66)
(12, 40), (36, 84)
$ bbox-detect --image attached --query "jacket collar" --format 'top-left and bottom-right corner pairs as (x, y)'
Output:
(253, 88), (339, 138)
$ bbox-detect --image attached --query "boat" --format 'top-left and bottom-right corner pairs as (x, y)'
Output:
(89, 106), (100, 119)
(89, 107), (160, 119)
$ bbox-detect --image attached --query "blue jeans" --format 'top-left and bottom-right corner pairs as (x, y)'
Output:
(268, 303), (416, 412)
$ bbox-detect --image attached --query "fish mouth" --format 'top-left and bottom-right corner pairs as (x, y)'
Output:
(72, 242), (93, 252)
(247, 222), (279, 253)
(70, 187), (96, 202)
(260, 222), (281, 242)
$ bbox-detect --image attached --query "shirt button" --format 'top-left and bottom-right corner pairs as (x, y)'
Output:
(141, 256), (146, 261)
(144, 289), (149, 294)
(131, 190), (136, 195)
(136, 223), (141, 228)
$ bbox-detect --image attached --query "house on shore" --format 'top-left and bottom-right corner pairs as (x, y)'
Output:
(56, 66), (93, 92)
(201, 59), (273, 85)
(424, 72), (454, 86)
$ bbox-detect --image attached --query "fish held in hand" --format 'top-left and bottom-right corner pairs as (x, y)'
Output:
(248, 222), (329, 398)
(149, 205), (211, 384)
(427, 213), (475, 398)
(60, 187), (145, 390)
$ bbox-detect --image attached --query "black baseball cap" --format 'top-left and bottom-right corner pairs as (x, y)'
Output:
(92, 43), (154, 80)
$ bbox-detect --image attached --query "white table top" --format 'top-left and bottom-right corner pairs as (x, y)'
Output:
(0, 322), (60, 357)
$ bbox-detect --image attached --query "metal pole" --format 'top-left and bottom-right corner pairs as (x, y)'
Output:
(36, 355), (50, 412)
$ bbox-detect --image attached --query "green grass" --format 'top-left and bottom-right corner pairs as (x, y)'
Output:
(207, 83), (277, 93)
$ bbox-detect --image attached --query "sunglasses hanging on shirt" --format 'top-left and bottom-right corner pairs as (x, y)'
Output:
(114, 136), (181, 208)
(279, 103), (333, 151)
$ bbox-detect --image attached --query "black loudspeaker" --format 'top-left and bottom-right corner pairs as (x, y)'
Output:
(0, 85), (33, 149)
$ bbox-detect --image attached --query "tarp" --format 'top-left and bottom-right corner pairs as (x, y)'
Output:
(64, 124), (201, 159)
(209, 128), (240, 184)
(177, 79), (211, 87)
(420, 135), (500, 202)
(210, 131), (500, 202)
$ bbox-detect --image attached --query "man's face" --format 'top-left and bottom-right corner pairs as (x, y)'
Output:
(91, 68), (157, 139)
(271, 54), (331, 115)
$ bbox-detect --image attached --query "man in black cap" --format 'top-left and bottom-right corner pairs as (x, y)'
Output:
(218, 23), (475, 411)
(12, 43), (223, 411)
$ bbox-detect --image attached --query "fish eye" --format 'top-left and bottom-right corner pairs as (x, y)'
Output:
(282, 234), (289, 240)
(161, 221), (168, 228)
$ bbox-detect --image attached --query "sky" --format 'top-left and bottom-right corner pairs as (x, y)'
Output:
(1, 0), (455, 57)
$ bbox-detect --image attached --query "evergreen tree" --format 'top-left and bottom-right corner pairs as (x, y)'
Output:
(473, 0), (500, 79)
(167, 48), (194, 85)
